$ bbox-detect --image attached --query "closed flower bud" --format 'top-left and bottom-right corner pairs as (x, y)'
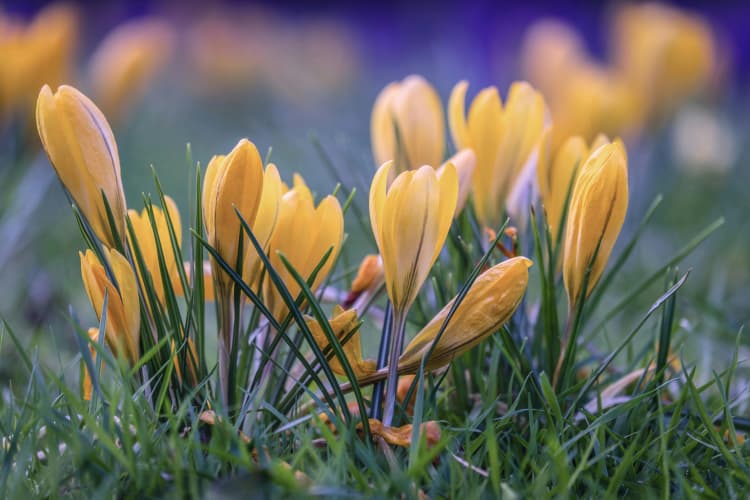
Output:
(369, 161), (457, 314)
(306, 305), (375, 378)
(89, 18), (175, 122)
(36, 85), (127, 248)
(202, 139), (281, 297)
(371, 75), (444, 173)
(79, 249), (140, 364)
(264, 175), (343, 322)
(127, 196), (182, 307)
(397, 257), (531, 372)
(449, 80), (546, 228)
(563, 139), (628, 306)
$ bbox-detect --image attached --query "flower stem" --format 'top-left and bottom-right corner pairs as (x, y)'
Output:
(218, 297), (234, 410)
(382, 310), (406, 426)
(370, 301), (392, 420)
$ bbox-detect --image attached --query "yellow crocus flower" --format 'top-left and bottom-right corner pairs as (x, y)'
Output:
(127, 196), (182, 307)
(562, 139), (629, 306)
(371, 74), (444, 172)
(449, 80), (546, 228)
(36, 85), (127, 248)
(306, 305), (376, 379)
(398, 257), (531, 372)
(264, 175), (343, 322)
(369, 161), (457, 315)
(88, 18), (175, 122)
(202, 139), (281, 297)
(537, 131), (611, 242)
(79, 249), (141, 364)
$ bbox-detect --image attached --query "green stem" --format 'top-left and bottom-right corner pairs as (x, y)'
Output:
(382, 310), (407, 426)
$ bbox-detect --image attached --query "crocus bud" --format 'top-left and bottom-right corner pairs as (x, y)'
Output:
(449, 81), (546, 228)
(306, 305), (375, 378)
(127, 196), (182, 307)
(371, 75), (444, 173)
(79, 249), (140, 364)
(36, 85), (127, 248)
(369, 161), (457, 314)
(89, 18), (175, 121)
(264, 175), (343, 322)
(202, 139), (281, 297)
(438, 149), (476, 217)
(563, 139), (628, 306)
(398, 257), (531, 372)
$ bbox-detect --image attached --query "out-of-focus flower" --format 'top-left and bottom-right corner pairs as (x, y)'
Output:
(550, 66), (643, 147)
(397, 257), (531, 372)
(371, 75), (445, 173)
(369, 161), (457, 314)
(612, 3), (716, 119)
(79, 249), (140, 364)
(202, 139), (281, 298)
(1, 5), (78, 122)
(520, 19), (643, 147)
(537, 130), (609, 241)
(449, 81), (546, 228)
(306, 305), (375, 378)
(127, 196), (182, 307)
(264, 175), (343, 322)
(563, 140), (628, 306)
(520, 19), (588, 107)
(36, 85), (127, 248)
(88, 18), (175, 122)
(439, 149), (476, 217)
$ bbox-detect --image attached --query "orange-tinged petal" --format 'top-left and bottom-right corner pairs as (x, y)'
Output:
(398, 257), (531, 372)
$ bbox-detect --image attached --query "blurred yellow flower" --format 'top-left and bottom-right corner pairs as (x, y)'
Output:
(264, 175), (343, 322)
(127, 196), (182, 307)
(89, 18), (175, 121)
(202, 139), (281, 298)
(36, 85), (127, 248)
(449, 80), (547, 228)
(371, 75), (445, 172)
(1, 5), (78, 121)
(563, 139), (629, 306)
(369, 161), (457, 314)
(398, 256), (531, 372)
(612, 3), (716, 119)
(79, 249), (140, 364)
(306, 305), (375, 379)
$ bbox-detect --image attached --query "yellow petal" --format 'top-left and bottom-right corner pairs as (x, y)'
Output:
(447, 80), (470, 150)
(398, 257), (531, 372)
(563, 140), (629, 305)
(305, 307), (375, 378)
(243, 163), (281, 288)
(36, 85), (126, 247)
